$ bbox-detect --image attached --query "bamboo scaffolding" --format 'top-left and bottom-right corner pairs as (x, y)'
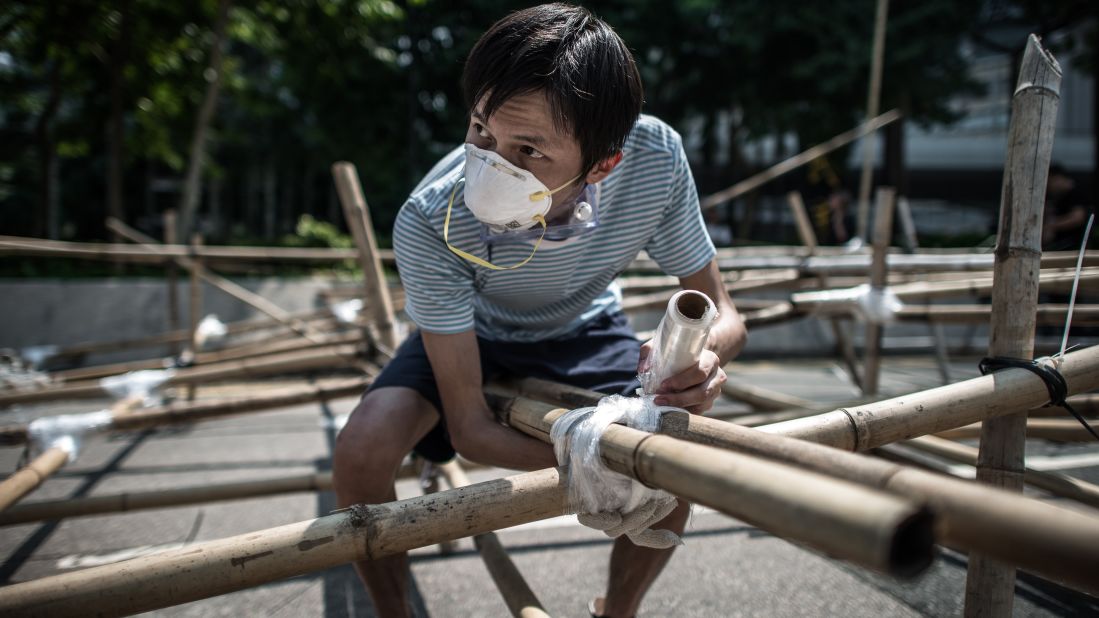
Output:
(0, 376), (370, 446)
(4, 346), (1097, 615)
(720, 380), (818, 412)
(104, 219), (367, 373)
(0, 234), (362, 264)
(620, 270), (803, 312)
(438, 461), (551, 618)
(700, 109), (902, 210)
(966, 34), (1062, 616)
(491, 376), (1099, 594)
(0, 343), (366, 407)
(332, 162), (400, 353)
(904, 435), (1099, 510)
(185, 233), (203, 400)
(863, 187), (896, 395)
(895, 303), (1099, 325)
(855, 0), (890, 239)
(0, 447), (69, 512)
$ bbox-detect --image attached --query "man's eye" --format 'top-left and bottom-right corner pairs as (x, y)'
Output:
(473, 123), (491, 139)
(521, 146), (544, 159)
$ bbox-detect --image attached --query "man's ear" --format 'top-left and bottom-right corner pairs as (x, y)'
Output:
(585, 152), (623, 184)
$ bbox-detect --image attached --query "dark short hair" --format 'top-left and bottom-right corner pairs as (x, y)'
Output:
(462, 3), (644, 177)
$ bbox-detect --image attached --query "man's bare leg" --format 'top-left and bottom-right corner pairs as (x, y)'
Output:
(333, 387), (440, 618)
(596, 499), (691, 618)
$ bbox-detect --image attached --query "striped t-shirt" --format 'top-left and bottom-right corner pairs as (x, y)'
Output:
(393, 114), (716, 342)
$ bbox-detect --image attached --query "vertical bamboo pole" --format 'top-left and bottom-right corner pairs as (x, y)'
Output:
(862, 187), (895, 395)
(896, 195), (951, 383)
(438, 461), (551, 618)
(163, 209), (181, 356)
(787, 191), (862, 389)
(331, 163), (399, 354)
(855, 0), (890, 240)
(187, 233), (203, 401)
(964, 34), (1061, 617)
(0, 447), (69, 512)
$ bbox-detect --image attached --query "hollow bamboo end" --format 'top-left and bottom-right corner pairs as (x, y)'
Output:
(887, 506), (936, 578)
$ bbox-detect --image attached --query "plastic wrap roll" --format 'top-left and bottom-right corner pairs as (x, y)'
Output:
(640, 290), (718, 395)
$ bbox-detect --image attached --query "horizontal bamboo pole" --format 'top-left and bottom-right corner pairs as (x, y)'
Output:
(0, 343), (366, 407)
(0, 472), (333, 526)
(0, 376), (370, 446)
(896, 303), (1099, 325)
(904, 435), (1099, 510)
(1030, 394), (1098, 418)
(712, 251), (1096, 276)
(438, 461), (551, 618)
(720, 381), (818, 412)
(936, 418), (1098, 442)
(0, 447), (69, 512)
(0, 235), (363, 264)
(0, 468), (570, 617)
(759, 345), (1099, 451)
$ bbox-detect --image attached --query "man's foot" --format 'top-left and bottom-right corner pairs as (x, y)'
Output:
(589, 597), (605, 617)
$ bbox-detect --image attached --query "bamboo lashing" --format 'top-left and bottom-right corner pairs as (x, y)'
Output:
(965, 34), (1062, 617)
(437, 461), (551, 618)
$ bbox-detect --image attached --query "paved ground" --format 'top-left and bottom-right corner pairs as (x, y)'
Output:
(1, 357), (1098, 617)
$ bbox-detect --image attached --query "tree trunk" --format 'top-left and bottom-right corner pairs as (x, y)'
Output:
(106, 0), (132, 242)
(177, 0), (231, 238)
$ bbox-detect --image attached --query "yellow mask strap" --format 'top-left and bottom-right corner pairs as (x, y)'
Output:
(444, 180), (547, 271)
(529, 173), (583, 202)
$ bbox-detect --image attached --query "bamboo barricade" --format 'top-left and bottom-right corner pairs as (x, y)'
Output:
(936, 418), (1099, 443)
(862, 187), (896, 395)
(700, 109), (902, 210)
(186, 233), (204, 400)
(3, 347), (1098, 615)
(163, 210), (181, 353)
(332, 162), (400, 354)
(787, 190), (862, 389)
(437, 461), (551, 618)
(855, 0), (890, 239)
(0, 376), (370, 446)
(966, 34), (1062, 617)
(0, 448), (69, 512)
(0, 343), (367, 407)
(903, 435), (1099, 510)
(896, 303), (1099, 325)
(720, 380), (818, 412)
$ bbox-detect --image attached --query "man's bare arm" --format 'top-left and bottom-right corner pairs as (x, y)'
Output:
(421, 330), (558, 470)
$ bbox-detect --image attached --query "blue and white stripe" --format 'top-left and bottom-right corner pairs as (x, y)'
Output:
(393, 114), (716, 342)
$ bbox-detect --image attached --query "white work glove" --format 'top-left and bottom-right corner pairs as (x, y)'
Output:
(550, 396), (685, 550)
(577, 495), (682, 549)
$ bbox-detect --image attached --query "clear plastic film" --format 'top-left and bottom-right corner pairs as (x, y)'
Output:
(27, 409), (113, 462)
(331, 299), (364, 325)
(639, 290), (718, 395)
(550, 395), (684, 549)
(808, 283), (903, 324)
(99, 369), (174, 402)
(195, 314), (228, 351)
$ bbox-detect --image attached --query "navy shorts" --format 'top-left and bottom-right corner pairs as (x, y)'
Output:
(365, 310), (642, 462)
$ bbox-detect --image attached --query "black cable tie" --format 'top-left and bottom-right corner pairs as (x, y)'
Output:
(979, 356), (1098, 441)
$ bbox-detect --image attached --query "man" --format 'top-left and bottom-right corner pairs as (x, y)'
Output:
(334, 4), (747, 617)
(1043, 163), (1093, 251)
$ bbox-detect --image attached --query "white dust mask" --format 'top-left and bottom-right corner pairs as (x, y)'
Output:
(443, 143), (581, 270)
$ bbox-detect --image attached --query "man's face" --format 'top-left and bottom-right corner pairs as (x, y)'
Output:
(465, 91), (587, 218)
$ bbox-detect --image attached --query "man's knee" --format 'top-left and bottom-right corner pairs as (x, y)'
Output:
(334, 388), (437, 473)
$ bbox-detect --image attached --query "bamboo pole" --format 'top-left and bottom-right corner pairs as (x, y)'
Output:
(0, 346), (369, 408)
(0, 472), (334, 526)
(438, 461), (551, 618)
(491, 384), (1099, 594)
(700, 109), (902, 210)
(0, 468), (571, 617)
(186, 233), (203, 400)
(0, 235), (364, 264)
(966, 34), (1062, 616)
(862, 187), (896, 395)
(936, 418), (1098, 443)
(904, 435), (1099, 510)
(331, 162), (400, 354)
(163, 210), (181, 355)
(720, 380), (818, 412)
(855, 0), (890, 239)
(895, 303), (1099, 325)
(0, 447), (69, 512)
(787, 190), (863, 389)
